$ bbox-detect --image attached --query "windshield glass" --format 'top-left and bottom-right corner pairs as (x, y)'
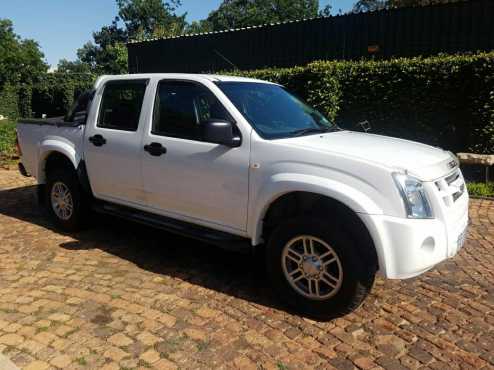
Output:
(216, 82), (337, 139)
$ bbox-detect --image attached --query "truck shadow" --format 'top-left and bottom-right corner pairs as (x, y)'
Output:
(0, 185), (294, 317)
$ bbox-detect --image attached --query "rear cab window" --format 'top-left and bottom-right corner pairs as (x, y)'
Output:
(98, 80), (148, 131)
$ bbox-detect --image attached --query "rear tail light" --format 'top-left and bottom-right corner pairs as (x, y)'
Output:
(15, 130), (22, 156)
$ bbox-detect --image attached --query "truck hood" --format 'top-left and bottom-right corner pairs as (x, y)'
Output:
(281, 130), (455, 181)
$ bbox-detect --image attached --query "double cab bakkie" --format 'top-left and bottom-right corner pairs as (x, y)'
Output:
(16, 74), (469, 319)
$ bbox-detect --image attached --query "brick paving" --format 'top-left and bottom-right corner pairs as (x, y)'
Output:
(0, 168), (493, 370)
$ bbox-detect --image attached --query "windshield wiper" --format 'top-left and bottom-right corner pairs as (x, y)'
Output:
(289, 126), (337, 137)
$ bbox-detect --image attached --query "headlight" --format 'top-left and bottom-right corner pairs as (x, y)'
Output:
(393, 173), (433, 219)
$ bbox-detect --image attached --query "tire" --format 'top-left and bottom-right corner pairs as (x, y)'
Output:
(45, 169), (88, 232)
(266, 217), (376, 320)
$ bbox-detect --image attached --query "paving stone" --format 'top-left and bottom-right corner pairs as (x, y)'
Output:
(140, 349), (161, 364)
(23, 360), (50, 370)
(0, 169), (493, 370)
(0, 334), (24, 346)
(49, 354), (72, 368)
(108, 333), (133, 347)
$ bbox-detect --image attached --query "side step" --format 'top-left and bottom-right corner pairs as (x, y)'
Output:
(92, 201), (252, 253)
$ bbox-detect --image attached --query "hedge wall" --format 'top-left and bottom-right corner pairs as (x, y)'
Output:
(227, 52), (494, 154)
(1, 74), (96, 120)
(30, 73), (95, 118)
(0, 83), (19, 120)
(3, 53), (494, 154)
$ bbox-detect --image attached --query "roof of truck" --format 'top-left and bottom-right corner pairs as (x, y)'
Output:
(94, 74), (276, 89)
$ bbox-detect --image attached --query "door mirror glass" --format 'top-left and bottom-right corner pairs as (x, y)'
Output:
(72, 111), (87, 124)
(202, 120), (240, 147)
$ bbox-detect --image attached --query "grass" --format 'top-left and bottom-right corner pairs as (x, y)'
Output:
(467, 182), (494, 197)
(196, 340), (210, 352)
(76, 357), (87, 366)
(277, 362), (289, 370)
(0, 119), (17, 165)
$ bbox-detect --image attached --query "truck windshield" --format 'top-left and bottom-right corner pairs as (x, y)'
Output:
(215, 82), (338, 139)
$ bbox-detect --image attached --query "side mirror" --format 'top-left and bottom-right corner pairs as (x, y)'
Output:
(72, 110), (88, 124)
(203, 120), (241, 147)
(357, 120), (371, 133)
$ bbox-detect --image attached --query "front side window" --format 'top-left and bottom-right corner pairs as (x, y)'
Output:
(153, 80), (232, 141)
(216, 82), (338, 139)
(98, 81), (147, 131)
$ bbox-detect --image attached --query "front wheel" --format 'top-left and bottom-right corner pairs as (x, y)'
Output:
(45, 169), (88, 231)
(266, 218), (376, 320)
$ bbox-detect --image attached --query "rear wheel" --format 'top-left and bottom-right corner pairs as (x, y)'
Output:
(45, 169), (88, 231)
(266, 218), (376, 320)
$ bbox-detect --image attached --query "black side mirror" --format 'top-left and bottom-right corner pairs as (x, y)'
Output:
(72, 111), (88, 124)
(203, 120), (241, 147)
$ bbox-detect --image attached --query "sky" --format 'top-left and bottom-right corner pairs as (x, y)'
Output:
(1, 0), (354, 68)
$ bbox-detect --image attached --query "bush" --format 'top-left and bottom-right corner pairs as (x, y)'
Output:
(0, 83), (19, 120)
(467, 182), (494, 197)
(224, 52), (494, 154)
(30, 73), (95, 118)
(0, 119), (17, 162)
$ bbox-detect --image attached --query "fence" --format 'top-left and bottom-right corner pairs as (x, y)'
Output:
(127, 0), (494, 73)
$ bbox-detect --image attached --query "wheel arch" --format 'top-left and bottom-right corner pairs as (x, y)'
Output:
(250, 175), (384, 271)
(37, 140), (79, 183)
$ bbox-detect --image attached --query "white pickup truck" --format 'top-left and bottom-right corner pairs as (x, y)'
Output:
(16, 74), (469, 319)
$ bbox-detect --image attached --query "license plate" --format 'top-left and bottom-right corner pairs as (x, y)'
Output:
(457, 226), (468, 250)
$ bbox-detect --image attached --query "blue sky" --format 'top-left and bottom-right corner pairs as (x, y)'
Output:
(1, 0), (353, 68)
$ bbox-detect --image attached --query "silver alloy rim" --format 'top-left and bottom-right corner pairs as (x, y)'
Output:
(50, 182), (74, 220)
(281, 235), (343, 300)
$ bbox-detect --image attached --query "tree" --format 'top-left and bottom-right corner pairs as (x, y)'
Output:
(57, 59), (93, 74)
(73, 18), (129, 74)
(319, 4), (332, 16)
(0, 19), (48, 87)
(66, 0), (186, 74)
(353, 0), (460, 12)
(204, 0), (319, 31)
(117, 0), (186, 39)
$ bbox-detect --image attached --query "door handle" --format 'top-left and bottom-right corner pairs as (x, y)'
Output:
(144, 142), (167, 156)
(89, 134), (107, 147)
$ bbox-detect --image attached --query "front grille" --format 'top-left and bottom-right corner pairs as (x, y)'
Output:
(435, 169), (465, 207)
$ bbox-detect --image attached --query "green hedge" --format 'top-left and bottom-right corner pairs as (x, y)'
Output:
(467, 182), (494, 197)
(226, 52), (494, 154)
(30, 73), (95, 118)
(0, 119), (17, 161)
(1, 73), (96, 120)
(0, 83), (19, 120)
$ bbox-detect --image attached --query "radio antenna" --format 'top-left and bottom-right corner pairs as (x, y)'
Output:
(213, 49), (239, 71)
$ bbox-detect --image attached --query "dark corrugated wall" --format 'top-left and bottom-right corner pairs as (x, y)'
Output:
(127, 0), (494, 73)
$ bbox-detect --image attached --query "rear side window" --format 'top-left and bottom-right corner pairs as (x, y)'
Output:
(65, 90), (95, 123)
(152, 80), (232, 141)
(98, 81), (147, 131)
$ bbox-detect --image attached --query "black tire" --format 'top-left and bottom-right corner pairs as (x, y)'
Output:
(45, 169), (88, 232)
(266, 217), (376, 320)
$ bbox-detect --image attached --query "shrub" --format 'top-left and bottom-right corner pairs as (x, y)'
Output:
(0, 119), (17, 161)
(0, 83), (19, 120)
(30, 73), (95, 118)
(223, 52), (494, 154)
(467, 182), (494, 197)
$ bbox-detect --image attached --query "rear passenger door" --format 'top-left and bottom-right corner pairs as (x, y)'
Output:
(141, 79), (250, 233)
(84, 79), (150, 206)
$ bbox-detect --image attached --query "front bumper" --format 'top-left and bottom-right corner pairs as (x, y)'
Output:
(359, 200), (469, 279)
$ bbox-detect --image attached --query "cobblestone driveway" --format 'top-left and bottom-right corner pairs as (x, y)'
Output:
(0, 168), (493, 370)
